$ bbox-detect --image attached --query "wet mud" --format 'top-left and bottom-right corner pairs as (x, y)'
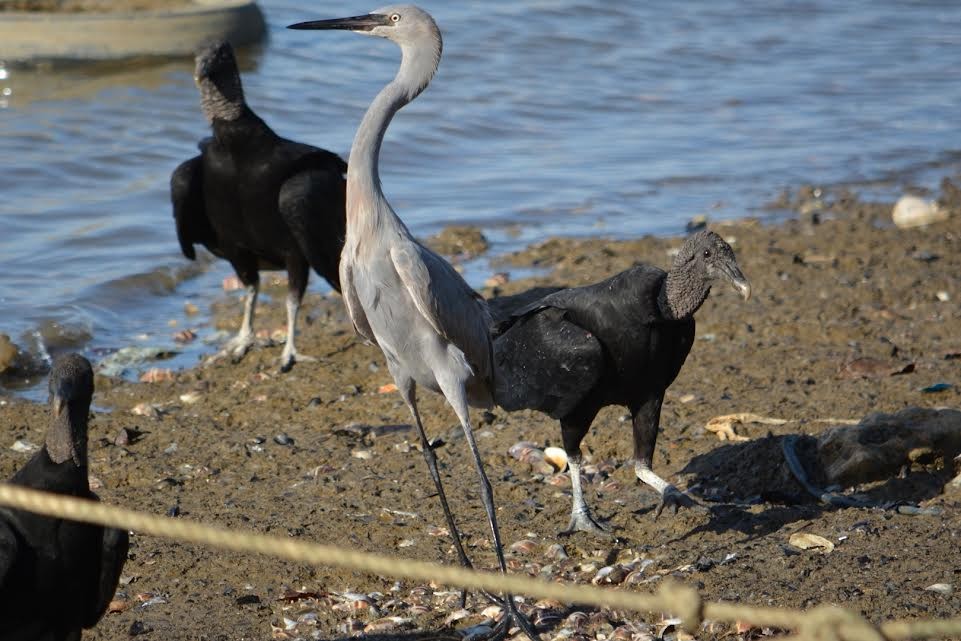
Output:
(0, 181), (959, 640)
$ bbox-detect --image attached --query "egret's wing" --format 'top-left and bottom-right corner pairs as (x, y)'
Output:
(340, 258), (377, 345)
(390, 243), (492, 376)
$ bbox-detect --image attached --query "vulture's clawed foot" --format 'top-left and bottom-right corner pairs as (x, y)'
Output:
(205, 333), (258, 367)
(653, 485), (703, 520)
(279, 349), (317, 374)
(560, 508), (611, 537)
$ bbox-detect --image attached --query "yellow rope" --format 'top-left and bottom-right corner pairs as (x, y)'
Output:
(0, 483), (957, 641)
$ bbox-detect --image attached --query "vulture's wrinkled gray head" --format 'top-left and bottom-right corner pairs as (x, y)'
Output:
(194, 40), (245, 122)
(46, 353), (94, 466)
(663, 230), (751, 319)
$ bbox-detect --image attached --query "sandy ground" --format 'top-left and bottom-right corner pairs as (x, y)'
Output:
(1, 180), (959, 641)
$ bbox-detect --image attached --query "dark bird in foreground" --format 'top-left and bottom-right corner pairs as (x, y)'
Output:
(0, 354), (128, 640)
(491, 231), (751, 534)
(171, 41), (347, 372)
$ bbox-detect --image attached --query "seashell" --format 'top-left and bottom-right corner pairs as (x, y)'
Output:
(270, 328), (287, 342)
(565, 611), (588, 629)
(172, 329), (197, 343)
(925, 583), (953, 595)
(509, 441), (544, 464)
(789, 532), (835, 553)
(179, 391), (201, 404)
(592, 564), (628, 585)
(378, 383), (398, 394)
(534, 599), (565, 610)
(545, 543), (569, 561)
(351, 449), (373, 460)
(87, 474), (103, 490)
(444, 608), (471, 625)
(892, 194), (949, 229)
(506, 558), (525, 571)
(408, 604), (431, 616)
(397, 538), (416, 548)
(510, 539), (538, 555)
(547, 473), (571, 487)
(10, 439), (39, 453)
(543, 446), (569, 472)
(364, 617), (411, 632)
(427, 525), (450, 537)
(339, 618), (365, 634)
(481, 605), (504, 620)
(139, 368), (174, 383)
(130, 402), (162, 418)
(107, 599), (130, 613)
(598, 479), (620, 492)
(534, 610), (563, 628)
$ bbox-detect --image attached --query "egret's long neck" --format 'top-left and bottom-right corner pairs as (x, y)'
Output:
(346, 37), (442, 236)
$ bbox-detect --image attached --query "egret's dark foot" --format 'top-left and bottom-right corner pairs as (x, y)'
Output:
(560, 508), (610, 537)
(653, 484), (702, 520)
(279, 349), (316, 373)
(485, 595), (538, 641)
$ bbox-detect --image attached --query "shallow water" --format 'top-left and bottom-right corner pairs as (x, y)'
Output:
(2, 0), (960, 396)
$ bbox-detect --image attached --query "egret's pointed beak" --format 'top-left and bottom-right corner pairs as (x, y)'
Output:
(722, 263), (752, 301)
(288, 14), (391, 32)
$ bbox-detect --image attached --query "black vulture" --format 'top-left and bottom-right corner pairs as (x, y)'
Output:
(492, 231), (751, 534)
(0, 354), (129, 639)
(171, 41), (347, 372)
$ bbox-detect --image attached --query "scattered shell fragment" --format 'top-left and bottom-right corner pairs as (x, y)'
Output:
(892, 194), (949, 229)
(130, 402), (162, 418)
(925, 583), (953, 595)
(509, 441), (545, 464)
(178, 391), (202, 405)
(788, 532), (835, 553)
(351, 449), (373, 460)
(378, 383), (398, 394)
(705, 413), (787, 441)
(107, 599), (130, 613)
(936, 291), (950, 302)
(172, 329), (197, 343)
(10, 439), (38, 453)
(427, 525), (450, 538)
(510, 539), (538, 555)
(140, 368), (174, 383)
(543, 446), (569, 472)
(222, 275), (244, 291)
(838, 357), (915, 379)
(481, 604), (504, 620)
(545, 543), (568, 560)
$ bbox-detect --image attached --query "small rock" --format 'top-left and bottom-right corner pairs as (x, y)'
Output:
(128, 620), (152, 636)
(235, 594), (261, 606)
(306, 397), (323, 408)
(892, 194), (948, 228)
(183, 302), (199, 315)
(172, 329), (197, 343)
(163, 442), (178, 455)
(274, 433), (295, 446)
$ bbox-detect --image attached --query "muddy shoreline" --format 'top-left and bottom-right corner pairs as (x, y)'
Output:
(1, 179), (959, 640)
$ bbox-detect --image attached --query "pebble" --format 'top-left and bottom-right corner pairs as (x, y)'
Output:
(274, 433), (295, 446)
(172, 329), (197, 343)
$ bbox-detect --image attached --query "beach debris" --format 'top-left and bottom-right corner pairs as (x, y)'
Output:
(351, 448), (372, 460)
(0, 334), (18, 374)
(274, 433), (294, 446)
(705, 413), (787, 441)
(378, 382), (398, 394)
(509, 441), (545, 465)
(920, 383), (952, 393)
(936, 291), (950, 302)
(10, 439), (38, 453)
(172, 328), (197, 343)
(892, 194), (949, 228)
(510, 539), (538, 555)
(98, 346), (177, 378)
(484, 272), (510, 288)
(838, 357), (915, 379)
(543, 446), (569, 472)
(222, 275), (244, 291)
(140, 368), (175, 383)
(130, 402), (163, 418)
(925, 583), (953, 595)
(815, 408), (961, 488)
(178, 391), (202, 404)
(788, 532), (835, 553)
(128, 621), (152, 636)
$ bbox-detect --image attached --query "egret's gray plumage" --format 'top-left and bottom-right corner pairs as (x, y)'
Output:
(289, 6), (533, 637)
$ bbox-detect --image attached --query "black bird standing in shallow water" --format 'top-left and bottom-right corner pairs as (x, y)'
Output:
(0, 354), (128, 640)
(491, 231), (751, 535)
(172, 41), (347, 372)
